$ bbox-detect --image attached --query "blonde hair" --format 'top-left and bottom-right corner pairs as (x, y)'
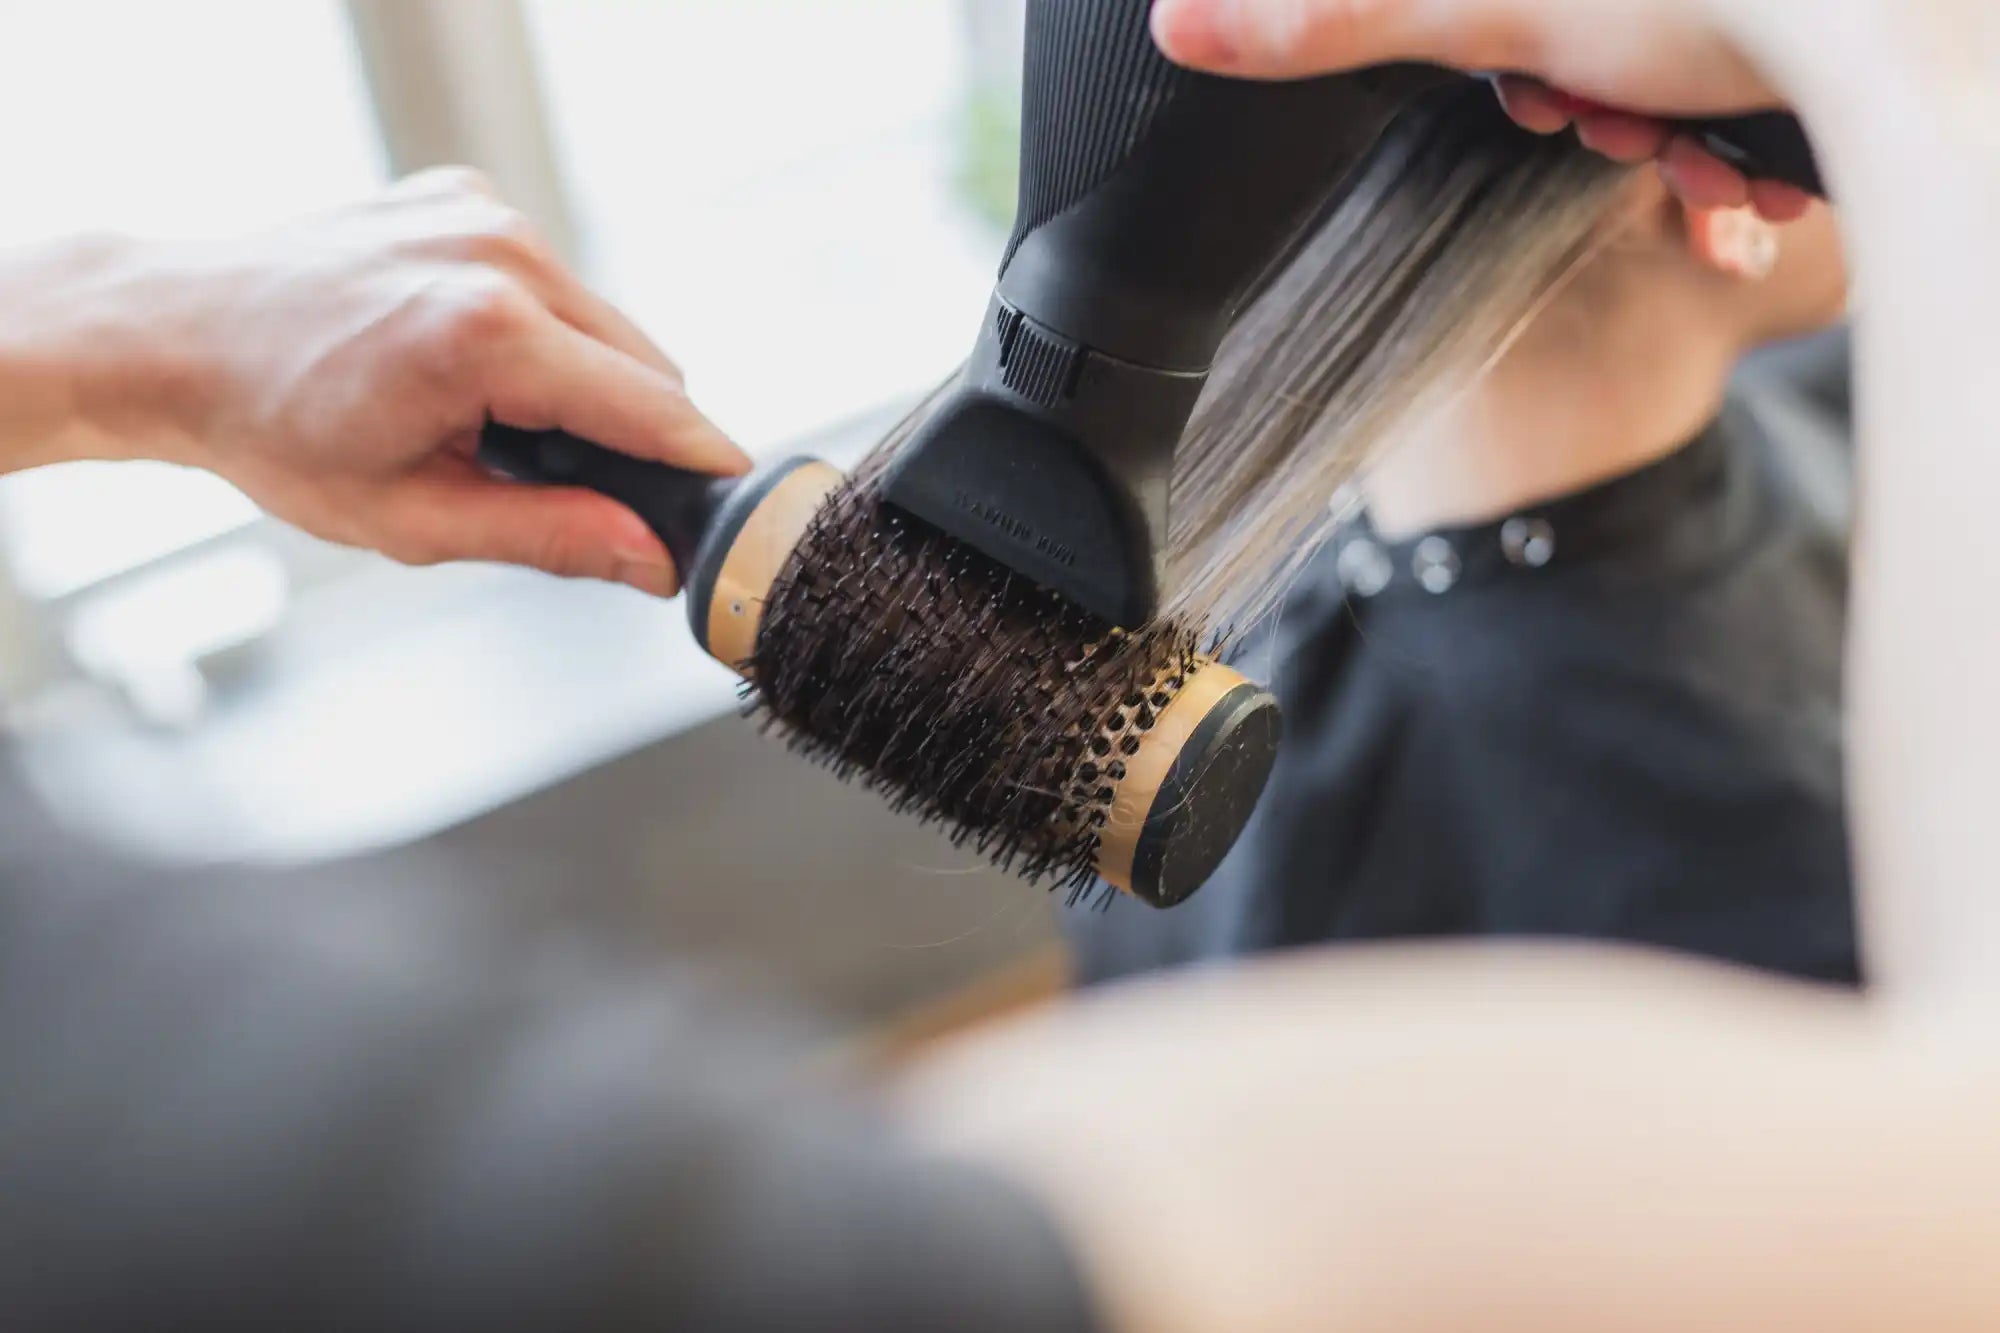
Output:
(1167, 88), (1629, 626)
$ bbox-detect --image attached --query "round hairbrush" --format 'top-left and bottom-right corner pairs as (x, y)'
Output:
(480, 424), (1279, 908)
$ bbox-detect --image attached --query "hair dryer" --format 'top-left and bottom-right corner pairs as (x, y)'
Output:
(883, 0), (1823, 626)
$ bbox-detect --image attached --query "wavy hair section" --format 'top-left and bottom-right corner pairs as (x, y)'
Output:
(1165, 87), (1629, 625)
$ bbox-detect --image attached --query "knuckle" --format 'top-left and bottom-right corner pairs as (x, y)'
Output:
(429, 271), (532, 356)
(529, 528), (600, 580)
(463, 205), (555, 274)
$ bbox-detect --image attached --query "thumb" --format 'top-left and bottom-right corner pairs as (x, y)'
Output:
(487, 316), (750, 479)
(377, 469), (679, 597)
(1149, 0), (1780, 116)
(1150, 0), (1553, 78)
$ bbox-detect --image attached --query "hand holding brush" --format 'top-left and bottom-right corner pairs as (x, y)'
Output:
(0, 166), (746, 599)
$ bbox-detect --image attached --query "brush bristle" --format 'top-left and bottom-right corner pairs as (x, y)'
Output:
(749, 473), (1208, 904)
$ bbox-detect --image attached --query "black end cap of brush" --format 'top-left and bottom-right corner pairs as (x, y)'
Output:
(881, 387), (1163, 628)
(685, 455), (819, 655)
(1130, 684), (1282, 909)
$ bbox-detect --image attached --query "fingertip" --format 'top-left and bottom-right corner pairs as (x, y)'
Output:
(472, 479), (679, 593)
(1574, 110), (1670, 165)
(1749, 180), (1816, 225)
(506, 322), (751, 479)
(1150, 0), (1237, 69)
(597, 495), (667, 561)
(1658, 136), (1752, 211)
(660, 387), (753, 477)
(612, 559), (679, 599)
(570, 493), (681, 597)
(1495, 76), (1573, 135)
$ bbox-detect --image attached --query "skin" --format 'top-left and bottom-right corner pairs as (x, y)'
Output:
(907, 947), (2000, 1333)
(1145, 0), (1793, 190)
(0, 166), (747, 596)
(1493, 77), (1819, 221)
(905, 3), (2000, 1331)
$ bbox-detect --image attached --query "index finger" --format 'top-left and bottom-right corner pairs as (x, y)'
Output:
(1149, 0), (1782, 119)
(483, 315), (750, 477)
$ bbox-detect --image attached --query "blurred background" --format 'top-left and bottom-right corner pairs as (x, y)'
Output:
(0, 0), (1059, 1037)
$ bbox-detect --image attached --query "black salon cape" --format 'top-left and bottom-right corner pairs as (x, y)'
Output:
(1070, 341), (1860, 987)
(0, 760), (1100, 1333)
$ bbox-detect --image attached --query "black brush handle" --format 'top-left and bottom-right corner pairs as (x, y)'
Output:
(1677, 111), (1825, 198)
(477, 421), (732, 580)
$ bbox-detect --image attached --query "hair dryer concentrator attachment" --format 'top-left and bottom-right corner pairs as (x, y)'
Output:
(477, 422), (1279, 907)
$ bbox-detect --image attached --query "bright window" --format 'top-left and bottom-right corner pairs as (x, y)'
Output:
(0, 0), (1035, 855)
(0, 0), (383, 600)
(523, 0), (1011, 452)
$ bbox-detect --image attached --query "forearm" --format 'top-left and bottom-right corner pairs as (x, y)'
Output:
(0, 175), (738, 588)
(0, 235), (203, 475)
(0, 758), (1102, 1333)
(1746, 4), (2000, 998)
(909, 946), (2000, 1333)
(900, 7), (2000, 1329)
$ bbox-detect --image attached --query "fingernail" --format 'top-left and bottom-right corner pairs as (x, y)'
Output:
(1751, 181), (1815, 226)
(1152, 0), (1237, 66)
(613, 558), (677, 599)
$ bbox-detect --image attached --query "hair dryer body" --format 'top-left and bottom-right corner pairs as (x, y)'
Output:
(884, 0), (1824, 627)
